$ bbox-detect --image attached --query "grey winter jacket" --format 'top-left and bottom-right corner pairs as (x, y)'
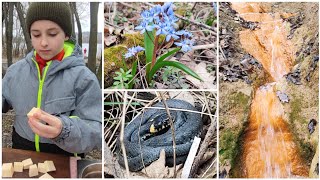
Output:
(2, 40), (102, 154)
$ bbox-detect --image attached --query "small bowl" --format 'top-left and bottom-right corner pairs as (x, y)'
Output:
(80, 163), (102, 178)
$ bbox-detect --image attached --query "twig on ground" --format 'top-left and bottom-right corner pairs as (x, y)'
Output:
(159, 92), (177, 178)
(219, 45), (228, 61)
(192, 44), (216, 50)
(189, 92), (217, 177)
(191, 2), (198, 13)
(119, 91), (130, 177)
(111, 2), (117, 24)
(119, 2), (138, 10)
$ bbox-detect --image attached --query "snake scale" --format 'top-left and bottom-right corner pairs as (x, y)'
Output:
(118, 99), (202, 172)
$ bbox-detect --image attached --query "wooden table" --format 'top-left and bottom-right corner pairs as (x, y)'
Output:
(2, 148), (71, 178)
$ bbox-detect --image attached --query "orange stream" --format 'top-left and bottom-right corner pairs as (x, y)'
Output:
(231, 3), (309, 178)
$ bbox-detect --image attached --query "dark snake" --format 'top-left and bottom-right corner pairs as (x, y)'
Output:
(117, 99), (202, 172)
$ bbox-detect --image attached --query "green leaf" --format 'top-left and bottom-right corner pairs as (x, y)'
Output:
(150, 61), (203, 81)
(144, 30), (155, 74)
(113, 81), (120, 85)
(128, 60), (138, 89)
(157, 48), (180, 63)
(123, 77), (129, 81)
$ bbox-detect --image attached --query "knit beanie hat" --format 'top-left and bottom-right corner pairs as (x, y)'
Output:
(26, 2), (72, 37)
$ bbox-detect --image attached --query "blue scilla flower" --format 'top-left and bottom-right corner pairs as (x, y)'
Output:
(162, 2), (173, 14)
(163, 15), (178, 27)
(176, 30), (193, 39)
(155, 22), (169, 36)
(150, 5), (162, 17)
(174, 39), (193, 53)
(124, 46), (145, 59)
(166, 27), (179, 42)
(141, 10), (154, 23)
(135, 21), (155, 34)
(212, 2), (217, 16)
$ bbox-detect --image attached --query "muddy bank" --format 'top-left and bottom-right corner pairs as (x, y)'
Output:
(219, 2), (318, 178)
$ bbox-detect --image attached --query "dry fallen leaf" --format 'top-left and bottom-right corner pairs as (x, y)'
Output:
(145, 149), (167, 178)
(168, 91), (195, 106)
(184, 62), (216, 89)
(139, 149), (183, 178)
(105, 35), (117, 47)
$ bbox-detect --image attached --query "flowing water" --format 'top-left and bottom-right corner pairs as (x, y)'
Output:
(231, 3), (309, 178)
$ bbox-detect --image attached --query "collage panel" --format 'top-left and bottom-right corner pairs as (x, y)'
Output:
(219, 2), (319, 178)
(104, 90), (217, 178)
(2, 2), (103, 178)
(104, 2), (217, 89)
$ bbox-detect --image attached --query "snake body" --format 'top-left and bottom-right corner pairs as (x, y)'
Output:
(118, 99), (202, 172)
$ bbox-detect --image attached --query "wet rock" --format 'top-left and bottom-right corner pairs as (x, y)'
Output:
(220, 64), (251, 84)
(306, 56), (319, 82)
(219, 169), (227, 178)
(285, 68), (302, 85)
(308, 119), (317, 135)
(240, 54), (262, 71)
(220, 54), (263, 84)
(276, 91), (290, 103)
(286, 12), (305, 39)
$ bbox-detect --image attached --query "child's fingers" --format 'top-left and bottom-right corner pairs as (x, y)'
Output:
(28, 118), (61, 139)
(33, 111), (61, 127)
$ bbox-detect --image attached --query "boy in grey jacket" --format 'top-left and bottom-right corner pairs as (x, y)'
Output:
(2, 2), (102, 156)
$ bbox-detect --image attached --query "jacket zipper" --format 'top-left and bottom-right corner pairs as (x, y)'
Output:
(32, 58), (52, 152)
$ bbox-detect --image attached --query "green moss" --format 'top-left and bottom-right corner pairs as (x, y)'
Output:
(219, 129), (239, 164)
(289, 95), (304, 124)
(229, 92), (250, 108)
(104, 46), (127, 76)
(288, 94), (315, 166)
(220, 92), (250, 165)
(123, 33), (144, 47)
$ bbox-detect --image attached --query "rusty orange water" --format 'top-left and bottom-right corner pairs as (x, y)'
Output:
(232, 2), (295, 81)
(231, 3), (309, 178)
(242, 84), (308, 177)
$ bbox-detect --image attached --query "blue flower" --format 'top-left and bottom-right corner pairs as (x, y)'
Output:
(155, 22), (169, 36)
(162, 2), (173, 14)
(141, 10), (154, 23)
(150, 5), (162, 17)
(163, 15), (178, 27)
(165, 27), (179, 42)
(176, 30), (193, 38)
(212, 2), (217, 16)
(124, 46), (145, 59)
(174, 39), (193, 52)
(135, 21), (155, 34)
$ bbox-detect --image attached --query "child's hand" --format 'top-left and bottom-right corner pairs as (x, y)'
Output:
(27, 109), (63, 139)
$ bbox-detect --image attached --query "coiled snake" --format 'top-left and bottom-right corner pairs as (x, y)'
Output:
(118, 99), (202, 172)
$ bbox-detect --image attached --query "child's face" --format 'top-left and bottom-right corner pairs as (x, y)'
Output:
(30, 20), (69, 60)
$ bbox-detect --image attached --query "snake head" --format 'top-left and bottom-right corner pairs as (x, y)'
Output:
(149, 113), (174, 133)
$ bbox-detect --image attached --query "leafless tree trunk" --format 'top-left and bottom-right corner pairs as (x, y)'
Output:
(97, 55), (102, 87)
(87, 2), (99, 74)
(71, 2), (82, 46)
(69, 3), (76, 38)
(15, 2), (32, 52)
(3, 3), (8, 54)
(6, 3), (14, 67)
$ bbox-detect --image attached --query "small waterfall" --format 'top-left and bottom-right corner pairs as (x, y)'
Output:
(231, 2), (309, 178)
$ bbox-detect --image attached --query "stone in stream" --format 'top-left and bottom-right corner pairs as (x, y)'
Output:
(276, 91), (289, 103)
(308, 119), (317, 135)
(305, 56), (319, 82)
(285, 68), (302, 85)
